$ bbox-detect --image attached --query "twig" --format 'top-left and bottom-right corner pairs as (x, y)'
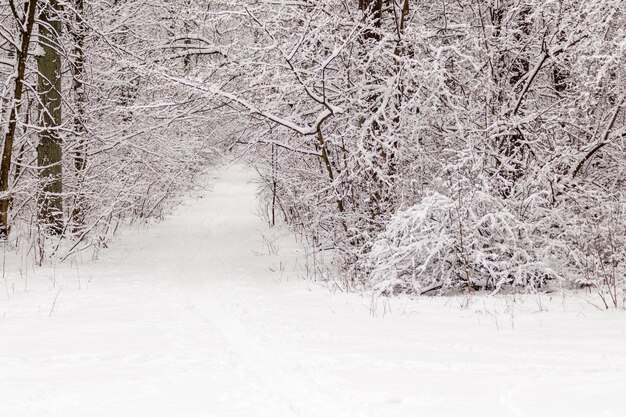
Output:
(49, 286), (62, 317)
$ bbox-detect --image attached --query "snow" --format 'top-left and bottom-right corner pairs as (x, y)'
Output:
(1, 163), (625, 417)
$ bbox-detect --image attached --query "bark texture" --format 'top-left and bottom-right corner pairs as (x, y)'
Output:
(37, 0), (64, 234)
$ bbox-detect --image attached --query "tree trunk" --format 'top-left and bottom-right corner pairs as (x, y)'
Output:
(0, 0), (38, 237)
(37, 0), (64, 235)
(70, 0), (88, 232)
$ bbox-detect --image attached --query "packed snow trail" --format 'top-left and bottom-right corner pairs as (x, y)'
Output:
(1, 164), (626, 417)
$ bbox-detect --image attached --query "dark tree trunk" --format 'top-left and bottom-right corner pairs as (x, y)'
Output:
(0, 0), (38, 237)
(37, 0), (64, 235)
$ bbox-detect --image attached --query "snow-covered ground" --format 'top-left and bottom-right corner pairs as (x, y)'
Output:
(1, 163), (625, 417)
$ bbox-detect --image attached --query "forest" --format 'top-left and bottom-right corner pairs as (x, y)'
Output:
(1, 0), (625, 305)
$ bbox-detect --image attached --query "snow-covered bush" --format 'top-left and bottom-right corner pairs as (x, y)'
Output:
(366, 193), (458, 295)
(568, 199), (626, 308)
(366, 189), (568, 295)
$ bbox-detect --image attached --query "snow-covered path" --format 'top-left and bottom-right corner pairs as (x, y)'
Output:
(1, 164), (626, 417)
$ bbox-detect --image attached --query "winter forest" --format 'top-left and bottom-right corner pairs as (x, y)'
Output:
(1, 1), (626, 416)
